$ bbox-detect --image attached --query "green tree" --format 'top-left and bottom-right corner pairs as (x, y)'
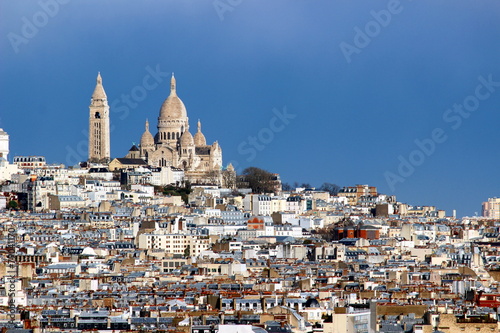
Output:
(7, 200), (18, 210)
(162, 182), (192, 204)
(183, 245), (191, 258)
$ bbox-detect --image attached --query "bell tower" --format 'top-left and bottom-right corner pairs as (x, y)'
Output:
(88, 72), (111, 163)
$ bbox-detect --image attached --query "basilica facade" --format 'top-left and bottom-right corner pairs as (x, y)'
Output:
(138, 74), (222, 175)
(89, 73), (227, 184)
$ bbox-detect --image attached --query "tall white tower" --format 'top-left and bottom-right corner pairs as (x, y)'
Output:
(0, 128), (9, 161)
(88, 73), (111, 163)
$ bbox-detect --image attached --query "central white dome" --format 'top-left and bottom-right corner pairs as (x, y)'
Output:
(159, 74), (187, 119)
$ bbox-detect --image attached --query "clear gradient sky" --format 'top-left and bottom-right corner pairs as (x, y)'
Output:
(1, 1), (499, 217)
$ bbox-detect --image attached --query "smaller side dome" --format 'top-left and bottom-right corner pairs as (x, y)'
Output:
(140, 120), (155, 147)
(194, 119), (206, 146)
(180, 129), (194, 147)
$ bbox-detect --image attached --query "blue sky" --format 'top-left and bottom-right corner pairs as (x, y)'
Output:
(1, 1), (499, 217)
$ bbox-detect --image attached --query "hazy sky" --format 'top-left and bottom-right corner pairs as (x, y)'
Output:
(1, 1), (499, 217)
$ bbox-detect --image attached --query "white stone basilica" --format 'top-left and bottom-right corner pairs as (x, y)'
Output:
(88, 73), (227, 184)
(137, 74), (223, 175)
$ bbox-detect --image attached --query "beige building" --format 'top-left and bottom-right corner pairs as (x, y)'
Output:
(137, 233), (210, 257)
(426, 313), (498, 333)
(161, 258), (191, 273)
(137, 75), (224, 183)
(86, 73), (233, 186)
(337, 184), (377, 206)
(48, 195), (86, 210)
(13, 156), (46, 169)
(87, 212), (114, 228)
(483, 197), (500, 218)
(88, 73), (111, 163)
(108, 157), (148, 171)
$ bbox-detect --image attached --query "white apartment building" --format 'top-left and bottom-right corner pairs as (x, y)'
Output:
(274, 225), (303, 238)
(243, 194), (272, 216)
(85, 180), (121, 192)
(286, 196), (306, 214)
(137, 233), (210, 257)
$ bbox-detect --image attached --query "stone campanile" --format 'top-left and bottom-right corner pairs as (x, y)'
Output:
(88, 73), (111, 163)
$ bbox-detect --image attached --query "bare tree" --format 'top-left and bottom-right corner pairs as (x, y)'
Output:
(205, 170), (220, 185)
(239, 167), (279, 193)
(221, 169), (236, 189)
(319, 182), (340, 196)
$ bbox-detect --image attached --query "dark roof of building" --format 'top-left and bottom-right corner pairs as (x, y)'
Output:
(305, 298), (320, 308)
(195, 146), (211, 155)
(129, 145), (140, 151)
(114, 158), (147, 165)
(89, 167), (110, 173)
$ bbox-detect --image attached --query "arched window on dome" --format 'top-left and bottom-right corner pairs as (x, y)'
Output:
(167, 132), (170, 140)
(177, 132), (180, 139)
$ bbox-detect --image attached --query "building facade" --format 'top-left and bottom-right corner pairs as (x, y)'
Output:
(483, 197), (500, 219)
(138, 75), (223, 182)
(88, 73), (111, 164)
(0, 129), (19, 181)
(0, 128), (9, 161)
(85, 73), (229, 185)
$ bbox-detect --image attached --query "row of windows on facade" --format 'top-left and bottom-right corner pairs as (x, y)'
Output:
(17, 163), (45, 166)
(159, 132), (180, 141)
(163, 261), (186, 267)
(14, 157), (45, 162)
